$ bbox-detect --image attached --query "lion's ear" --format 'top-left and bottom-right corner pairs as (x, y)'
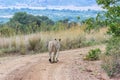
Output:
(59, 39), (61, 41)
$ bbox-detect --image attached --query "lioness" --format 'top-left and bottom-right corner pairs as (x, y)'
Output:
(48, 39), (61, 63)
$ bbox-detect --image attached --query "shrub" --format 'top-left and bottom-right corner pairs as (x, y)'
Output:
(84, 48), (101, 61)
(102, 36), (120, 77)
(0, 26), (15, 37)
(106, 37), (120, 56)
(28, 37), (41, 51)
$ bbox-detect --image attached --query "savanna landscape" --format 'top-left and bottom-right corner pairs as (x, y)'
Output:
(0, 0), (120, 80)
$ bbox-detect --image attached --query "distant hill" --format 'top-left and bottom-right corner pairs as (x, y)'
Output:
(0, 0), (103, 23)
(0, 8), (103, 23)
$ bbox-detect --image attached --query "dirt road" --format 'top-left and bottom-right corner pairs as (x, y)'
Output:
(0, 45), (115, 80)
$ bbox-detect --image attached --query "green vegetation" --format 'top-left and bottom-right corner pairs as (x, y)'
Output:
(84, 48), (101, 61)
(83, 13), (106, 32)
(102, 37), (120, 77)
(0, 26), (15, 37)
(96, 0), (120, 37)
(0, 12), (81, 36)
(0, 11), (107, 36)
(96, 0), (120, 77)
(7, 12), (54, 34)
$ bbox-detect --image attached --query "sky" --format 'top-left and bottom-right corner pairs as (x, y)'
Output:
(0, 0), (103, 10)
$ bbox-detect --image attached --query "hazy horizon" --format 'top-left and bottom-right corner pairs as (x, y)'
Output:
(0, 0), (104, 23)
(0, 0), (102, 10)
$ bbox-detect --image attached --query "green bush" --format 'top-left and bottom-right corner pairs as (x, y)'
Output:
(102, 36), (120, 77)
(96, 0), (120, 77)
(85, 48), (101, 61)
(106, 37), (120, 56)
(0, 26), (15, 37)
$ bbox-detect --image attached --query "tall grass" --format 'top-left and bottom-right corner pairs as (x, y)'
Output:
(0, 25), (109, 56)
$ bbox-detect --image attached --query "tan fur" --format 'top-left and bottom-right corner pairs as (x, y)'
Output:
(48, 39), (61, 63)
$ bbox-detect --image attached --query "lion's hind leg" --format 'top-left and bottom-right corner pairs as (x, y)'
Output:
(53, 52), (59, 63)
(49, 52), (53, 63)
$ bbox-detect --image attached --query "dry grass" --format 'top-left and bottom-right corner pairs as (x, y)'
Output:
(0, 25), (109, 56)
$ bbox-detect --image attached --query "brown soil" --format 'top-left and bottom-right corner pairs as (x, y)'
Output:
(0, 45), (119, 80)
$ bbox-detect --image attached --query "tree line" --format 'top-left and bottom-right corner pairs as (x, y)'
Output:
(0, 11), (107, 37)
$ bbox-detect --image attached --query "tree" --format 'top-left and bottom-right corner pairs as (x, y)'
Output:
(8, 12), (54, 34)
(96, 0), (120, 36)
(96, 0), (120, 77)
(0, 26), (15, 37)
(84, 17), (95, 32)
